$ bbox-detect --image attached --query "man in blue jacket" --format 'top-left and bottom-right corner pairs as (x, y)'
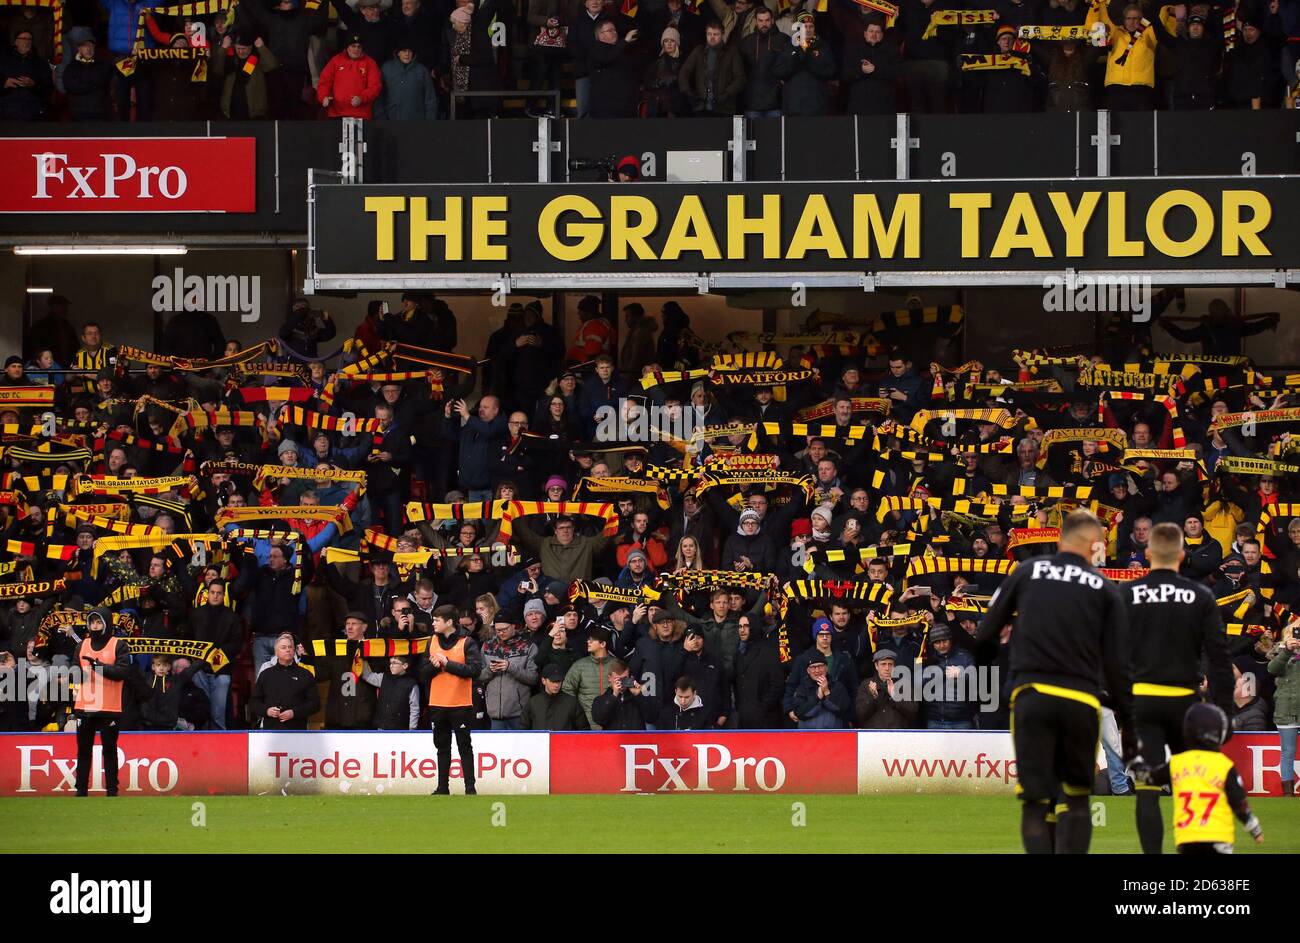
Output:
(101, 0), (157, 119)
(442, 394), (507, 502)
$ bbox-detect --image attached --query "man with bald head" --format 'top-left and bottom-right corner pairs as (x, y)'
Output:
(444, 393), (507, 502)
(977, 510), (1139, 855)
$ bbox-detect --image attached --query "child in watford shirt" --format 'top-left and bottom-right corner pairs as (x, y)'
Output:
(1139, 703), (1264, 854)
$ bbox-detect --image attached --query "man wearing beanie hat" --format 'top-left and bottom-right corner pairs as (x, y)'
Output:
(773, 10), (835, 116)
(379, 35), (438, 118)
(318, 32), (382, 117)
(480, 612), (538, 730)
(977, 24), (1034, 114)
(212, 30), (279, 119)
(319, 612), (378, 729)
(521, 661), (589, 730)
(1180, 512), (1222, 579)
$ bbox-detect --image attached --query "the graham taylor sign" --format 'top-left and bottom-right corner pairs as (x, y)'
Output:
(312, 179), (1299, 276)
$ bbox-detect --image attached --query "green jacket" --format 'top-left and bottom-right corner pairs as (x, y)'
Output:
(1268, 648), (1300, 727)
(211, 43), (279, 120)
(511, 525), (611, 583)
(660, 592), (766, 685)
(562, 654), (616, 728)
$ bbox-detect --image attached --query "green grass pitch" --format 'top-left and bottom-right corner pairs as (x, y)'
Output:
(2, 795), (1297, 854)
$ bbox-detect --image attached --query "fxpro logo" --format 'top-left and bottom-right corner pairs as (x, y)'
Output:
(151, 267), (260, 323)
(621, 743), (787, 792)
(1042, 273), (1152, 323)
(50, 873), (152, 924)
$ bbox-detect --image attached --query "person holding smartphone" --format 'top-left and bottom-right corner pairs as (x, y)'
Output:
(591, 660), (658, 731)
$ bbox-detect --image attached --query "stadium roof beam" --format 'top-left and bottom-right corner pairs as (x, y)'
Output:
(304, 269), (1299, 294)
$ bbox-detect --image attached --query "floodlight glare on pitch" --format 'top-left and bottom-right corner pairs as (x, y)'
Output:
(25, 287), (54, 294)
(13, 245), (189, 256)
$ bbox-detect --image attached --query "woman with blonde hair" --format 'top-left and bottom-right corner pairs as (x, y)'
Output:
(674, 534), (704, 572)
(474, 593), (499, 642)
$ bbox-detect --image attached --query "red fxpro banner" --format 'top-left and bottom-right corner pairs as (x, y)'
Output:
(1223, 733), (1295, 797)
(0, 137), (256, 213)
(550, 732), (858, 794)
(0, 733), (249, 796)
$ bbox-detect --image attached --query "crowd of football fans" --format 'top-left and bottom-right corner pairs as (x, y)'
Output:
(0, 0), (1298, 122)
(0, 290), (1297, 764)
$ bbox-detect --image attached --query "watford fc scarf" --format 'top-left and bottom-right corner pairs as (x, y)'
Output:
(747, 421), (871, 451)
(951, 478), (1093, 502)
(960, 53), (1031, 75)
(389, 344), (474, 375)
(796, 398), (891, 422)
(90, 533), (224, 577)
(122, 637), (229, 671)
(924, 10), (997, 39)
(694, 469), (816, 503)
(0, 386), (56, 407)
(1040, 426), (1128, 453)
(76, 474), (196, 497)
(5, 444), (92, 465)
(1209, 408), (1300, 434)
(237, 387), (313, 405)
(1018, 24), (1092, 40)
(252, 464), (368, 490)
(405, 500), (513, 525)
(184, 408), (266, 433)
(573, 476), (671, 509)
(278, 406), (386, 435)
(1005, 527), (1060, 557)
(690, 423), (757, 442)
(35, 609), (140, 648)
(405, 500), (619, 540)
(803, 542), (917, 573)
(943, 596), (989, 616)
(1216, 457), (1300, 478)
(904, 556), (1017, 584)
(199, 461), (265, 478)
(698, 453), (780, 473)
(0, 578), (65, 599)
(216, 504), (352, 534)
(115, 46), (208, 82)
(570, 581), (647, 607)
(852, 0), (898, 25)
(782, 579), (893, 610)
(1077, 366), (1173, 393)
(909, 408), (1018, 437)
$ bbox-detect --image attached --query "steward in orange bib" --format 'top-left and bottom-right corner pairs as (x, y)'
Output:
(419, 604), (485, 795)
(73, 608), (134, 797)
(1138, 703), (1264, 854)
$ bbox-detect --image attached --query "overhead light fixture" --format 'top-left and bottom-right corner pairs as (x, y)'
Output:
(13, 245), (188, 256)
(26, 287), (54, 294)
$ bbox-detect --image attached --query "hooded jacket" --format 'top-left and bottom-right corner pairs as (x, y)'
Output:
(78, 608), (135, 716)
(658, 692), (710, 729)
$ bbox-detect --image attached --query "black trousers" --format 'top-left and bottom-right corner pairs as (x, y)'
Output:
(75, 713), (121, 796)
(1011, 686), (1100, 803)
(1107, 84), (1154, 111)
(431, 706), (476, 791)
